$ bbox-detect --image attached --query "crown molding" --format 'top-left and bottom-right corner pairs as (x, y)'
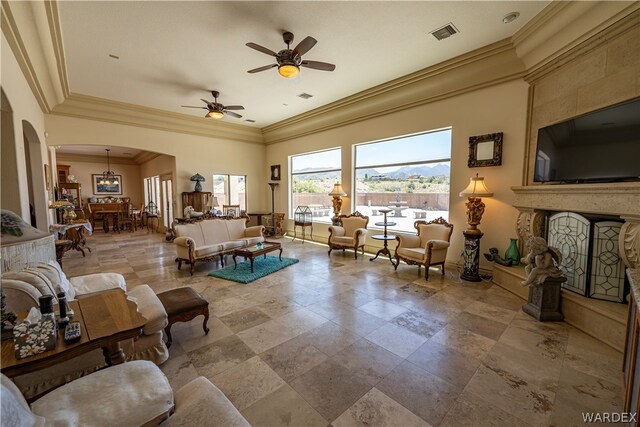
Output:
(1, 0), (51, 112)
(56, 152), (139, 165)
(50, 93), (264, 145)
(44, 0), (69, 98)
(262, 39), (526, 144)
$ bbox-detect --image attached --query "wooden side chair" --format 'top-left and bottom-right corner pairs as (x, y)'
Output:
(118, 202), (135, 232)
(394, 217), (453, 280)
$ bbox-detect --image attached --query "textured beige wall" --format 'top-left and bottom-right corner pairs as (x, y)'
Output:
(267, 80), (530, 268)
(526, 11), (640, 184)
(57, 160), (143, 207)
(1, 34), (51, 228)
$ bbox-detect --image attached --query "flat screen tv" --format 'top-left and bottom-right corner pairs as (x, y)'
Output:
(534, 97), (640, 183)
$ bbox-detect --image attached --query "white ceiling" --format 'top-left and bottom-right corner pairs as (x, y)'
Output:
(57, 1), (549, 128)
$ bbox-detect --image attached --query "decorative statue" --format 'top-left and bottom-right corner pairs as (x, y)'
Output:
(483, 248), (512, 266)
(520, 236), (564, 286)
(183, 206), (203, 219)
(465, 198), (485, 227)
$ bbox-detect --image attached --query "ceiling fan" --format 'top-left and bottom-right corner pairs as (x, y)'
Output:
(181, 91), (244, 119)
(246, 31), (336, 79)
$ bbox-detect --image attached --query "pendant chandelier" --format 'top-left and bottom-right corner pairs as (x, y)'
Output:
(99, 148), (119, 185)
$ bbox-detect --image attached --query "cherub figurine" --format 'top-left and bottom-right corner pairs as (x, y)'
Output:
(520, 236), (564, 286)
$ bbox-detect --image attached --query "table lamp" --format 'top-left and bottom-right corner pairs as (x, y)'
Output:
(328, 183), (347, 224)
(459, 173), (493, 281)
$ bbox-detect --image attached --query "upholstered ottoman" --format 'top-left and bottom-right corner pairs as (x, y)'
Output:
(157, 287), (209, 348)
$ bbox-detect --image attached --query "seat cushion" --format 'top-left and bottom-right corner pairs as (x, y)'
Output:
(331, 236), (355, 245)
(222, 240), (246, 251)
(126, 285), (168, 335)
(245, 236), (265, 246)
(160, 376), (249, 427)
(397, 247), (426, 262)
(157, 287), (208, 317)
(31, 360), (174, 427)
(194, 243), (224, 258)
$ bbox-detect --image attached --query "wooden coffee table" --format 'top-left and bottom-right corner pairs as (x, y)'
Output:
(232, 241), (282, 273)
(1, 288), (146, 379)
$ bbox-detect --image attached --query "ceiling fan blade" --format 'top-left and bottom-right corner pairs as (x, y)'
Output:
(247, 63), (278, 73)
(224, 105), (244, 111)
(181, 105), (208, 109)
(293, 36), (317, 56)
(300, 61), (336, 71)
(200, 98), (212, 105)
(225, 111), (242, 119)
(246, 42), (277, 57)
(301, 60), (336, 71)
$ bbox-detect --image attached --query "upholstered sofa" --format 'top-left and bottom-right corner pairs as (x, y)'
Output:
(1, 262), (169, 399)
(1, 360), (250, 427)
(173, 217), (265, 275)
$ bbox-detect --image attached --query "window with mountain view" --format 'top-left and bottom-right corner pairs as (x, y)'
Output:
(290, 148), (341, 224)
(354, 129), (451, 233)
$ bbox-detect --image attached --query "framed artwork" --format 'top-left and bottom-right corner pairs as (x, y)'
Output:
(270, 164), (281, 181)
(468, 132), (503, 167)
(92, 174), (123, 195)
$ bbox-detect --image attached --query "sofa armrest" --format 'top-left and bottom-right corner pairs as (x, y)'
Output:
(396, 234), (420, 248)
(69, 273), (127, 296)
(126, 285), (168, 335)
(173, 236), (195, 247)
(244, 225), (265, 238)
(161, 376), (250, 427)
(354, 228), (368, 246)
(0, 279), (41, 314)
(427, 240), (450, 250)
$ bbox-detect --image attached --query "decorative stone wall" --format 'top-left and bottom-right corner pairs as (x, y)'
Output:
(512, 10), (640, 270)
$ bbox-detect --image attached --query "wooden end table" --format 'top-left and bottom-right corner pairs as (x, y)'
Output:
(232, 241), (282, 273)
(1, 288), (146, 379)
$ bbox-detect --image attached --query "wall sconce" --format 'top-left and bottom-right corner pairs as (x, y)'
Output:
(459, 173), (493, 281)
(328, 183), (347, 224)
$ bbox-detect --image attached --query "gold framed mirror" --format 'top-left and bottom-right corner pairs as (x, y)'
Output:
(468, 132), (503, 167)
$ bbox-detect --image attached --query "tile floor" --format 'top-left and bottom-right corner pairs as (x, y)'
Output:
(63, 229), (624, 426)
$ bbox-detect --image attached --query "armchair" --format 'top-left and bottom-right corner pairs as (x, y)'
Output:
(328, 212), (369, 259)
(394, 217), (453, 280)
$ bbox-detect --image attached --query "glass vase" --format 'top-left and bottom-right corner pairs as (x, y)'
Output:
(504, 238), (520, 266)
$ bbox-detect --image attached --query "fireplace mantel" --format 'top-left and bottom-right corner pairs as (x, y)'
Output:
(511, 183), (640, 269)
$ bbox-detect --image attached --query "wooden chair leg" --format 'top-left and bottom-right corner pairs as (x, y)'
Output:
(202, 310), (210, 335)
(441, 264), (445, 275)
(164, 325), (173, 348)
(177, 260), (182, 270)
(424, 265), (430, 280)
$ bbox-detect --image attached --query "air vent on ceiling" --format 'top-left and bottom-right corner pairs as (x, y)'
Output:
(245, 119), (256, 123)
(430, 23), (459, 41)
(297, 93), (313, 99)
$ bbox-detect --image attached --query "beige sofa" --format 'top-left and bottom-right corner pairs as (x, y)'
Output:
(1, 262), (169, 399)
(173, 217), (265, 275)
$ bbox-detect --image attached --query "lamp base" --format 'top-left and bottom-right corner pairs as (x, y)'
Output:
(461, 231), (483, 282)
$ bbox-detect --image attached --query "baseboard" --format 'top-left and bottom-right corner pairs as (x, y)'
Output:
(492, 264), (627, 352)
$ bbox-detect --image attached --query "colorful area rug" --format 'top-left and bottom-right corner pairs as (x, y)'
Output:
(208, 256), (299, 284)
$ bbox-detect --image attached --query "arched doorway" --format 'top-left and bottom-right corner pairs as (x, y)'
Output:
(21, 121), (47, 229)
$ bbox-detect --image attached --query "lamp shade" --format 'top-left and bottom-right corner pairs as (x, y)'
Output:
(207, 111), (224, 119)
(328, 183), (347, 197)
(459, 174), (493, 198)
(212, 197), (219, 207)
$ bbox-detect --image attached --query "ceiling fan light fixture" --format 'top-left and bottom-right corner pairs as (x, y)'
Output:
(278, 64), (299, 78)
(207, 111), (224, 119)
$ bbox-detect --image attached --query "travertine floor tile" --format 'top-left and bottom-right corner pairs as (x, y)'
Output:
(241, 384), (328, 427)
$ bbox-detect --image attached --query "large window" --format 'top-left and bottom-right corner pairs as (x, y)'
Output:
(143, 176), (160, 210)
(290, 148), (341, 224)
(213, 174), (246, 211)
(354, 129), (451, 233)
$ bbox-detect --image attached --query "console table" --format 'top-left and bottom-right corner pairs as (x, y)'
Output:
(370, 208), (397, 265)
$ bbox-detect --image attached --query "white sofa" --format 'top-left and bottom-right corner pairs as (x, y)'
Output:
(173, 217), (265, 275)
(1, 360), (250, 427)
(1, 261), (169, 399)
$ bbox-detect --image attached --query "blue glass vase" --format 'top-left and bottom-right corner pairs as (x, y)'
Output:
(505, 238), (520, 266)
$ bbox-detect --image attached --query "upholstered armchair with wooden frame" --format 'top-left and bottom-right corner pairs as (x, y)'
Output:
(394, 217), (453, 280)
(327, 212), (369, 259)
